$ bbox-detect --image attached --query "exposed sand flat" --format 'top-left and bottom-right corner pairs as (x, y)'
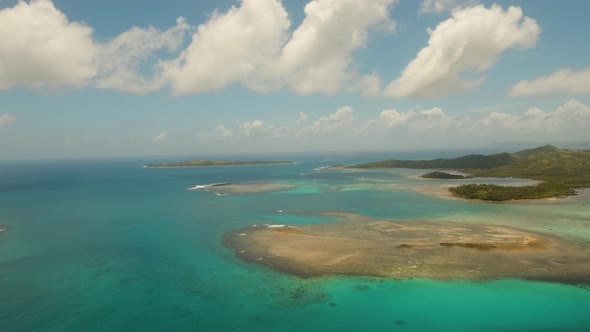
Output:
(196, 182), (296, 195)
(223, 212), (590, 284)
(368, 181), (459, 200)
(338, 173), (574, 203)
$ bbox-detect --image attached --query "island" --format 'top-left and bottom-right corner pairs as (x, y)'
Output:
(146, 160), (294, 168)
(350, 145), (590, 201)
(420, 171), (470, 179)
(223, 211), (590, 284)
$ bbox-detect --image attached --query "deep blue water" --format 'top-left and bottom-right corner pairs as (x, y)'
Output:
(0, 155), (589, 331)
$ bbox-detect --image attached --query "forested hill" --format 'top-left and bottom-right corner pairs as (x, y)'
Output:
(351, 145), (571, 170)
(350, 145), (590, 201)
(476, 145), (590, 181)
(351, 152), (514, 169)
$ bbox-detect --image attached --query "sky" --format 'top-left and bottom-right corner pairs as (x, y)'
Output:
(0, 0), (589, 159)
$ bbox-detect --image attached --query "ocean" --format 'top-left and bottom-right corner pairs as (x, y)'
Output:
(1, 153), (589, 331)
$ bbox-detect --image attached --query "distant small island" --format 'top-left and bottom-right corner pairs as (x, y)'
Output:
(350, 145), (590, 201)
(146, 160), (294, 168)
(421, 171), (470, 179)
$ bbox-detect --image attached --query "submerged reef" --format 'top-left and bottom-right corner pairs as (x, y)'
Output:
(224, 212), (590, 285)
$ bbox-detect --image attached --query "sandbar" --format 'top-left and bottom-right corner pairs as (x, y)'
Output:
(191, 182), (296, 195)
(339, 171), (564, 203)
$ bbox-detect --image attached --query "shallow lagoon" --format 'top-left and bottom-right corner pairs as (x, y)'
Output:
(0, 156), (589, 331)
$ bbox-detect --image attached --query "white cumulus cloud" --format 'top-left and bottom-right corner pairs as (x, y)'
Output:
(251, 0), (396, 95)
(379, 109), (417, 128)
(153, 132), (167, 142)
(0, 0), (97, 90)
(199, 100), (590, 150)
(0, 0), (399, 96)
(160, 0), (290, 95)
(0, 114), (16, 127)
(378, 107), (447, 128)
(162, 0), (396, 96)
(509, 67), (590, 97)
(299, 106), (355, 135)
(385, 5), (540, 98)
(214, 124), (234, 139)
(296, 112), (309, 126)
(467, 99), (590, 141)
(419, 0), (479, 14)
(240, 120), (268, 138)
(353, 73), (382, 97)
(96, 17), (191, 94)
(360, 106), (453, 144)
(0, 0), (191, 94)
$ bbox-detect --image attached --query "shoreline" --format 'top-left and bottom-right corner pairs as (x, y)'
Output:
(409, 183), (579, 204)
(350, 168), (577, 204)
(344, 145), (590, 201)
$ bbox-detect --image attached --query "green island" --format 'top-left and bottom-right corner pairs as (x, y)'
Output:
(146, 160), (294, 168)
(350, 145), (590, 201)
(421, 171), (470, 179)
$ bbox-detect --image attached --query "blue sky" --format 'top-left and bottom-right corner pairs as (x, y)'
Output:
(0, 0), (589, 159)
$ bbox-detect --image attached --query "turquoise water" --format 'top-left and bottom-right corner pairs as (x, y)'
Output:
(1, 156), (589, 331)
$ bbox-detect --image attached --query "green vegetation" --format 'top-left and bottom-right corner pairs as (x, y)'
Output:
(352, 152), (513, 169)
(421, 171), (469, 179)
(449, 183), (576, 201)
(146, 160), (294, 168)
(350, 145), (590, 201)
